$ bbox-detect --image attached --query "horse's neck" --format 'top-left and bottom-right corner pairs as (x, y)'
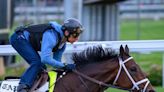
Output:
(75, 60), (118, 91)
(88, 61), (118, 80)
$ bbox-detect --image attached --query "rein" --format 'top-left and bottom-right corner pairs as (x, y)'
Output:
(72, 70), (132, 91)
(73, 56), (150, 92)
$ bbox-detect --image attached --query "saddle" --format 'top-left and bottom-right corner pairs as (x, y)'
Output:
(29, 69), (65, 92)
(29, 71), (49, 92)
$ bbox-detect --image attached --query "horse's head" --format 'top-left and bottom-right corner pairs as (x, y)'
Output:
(113, 45), (155, 92)
(71, 45), (155, 92)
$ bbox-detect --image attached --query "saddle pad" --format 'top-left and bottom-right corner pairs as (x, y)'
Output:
(48, 71), (57, 92)
(0, 79), (19, 92)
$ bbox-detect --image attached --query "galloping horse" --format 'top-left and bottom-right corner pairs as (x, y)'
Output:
(53, 45), (155, 92)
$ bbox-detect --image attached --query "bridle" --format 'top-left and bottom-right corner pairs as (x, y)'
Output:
(113, 57), (150, 92)
(73, 56), (150, 92)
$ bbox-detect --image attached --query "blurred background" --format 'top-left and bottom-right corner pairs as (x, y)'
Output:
(0, 0), (164, 91)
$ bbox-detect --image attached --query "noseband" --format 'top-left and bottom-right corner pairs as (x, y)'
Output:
(113, 57), (150, 92)
(73, 57), (150, 92)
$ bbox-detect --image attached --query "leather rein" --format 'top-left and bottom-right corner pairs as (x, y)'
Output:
(73, 69), (132, 91)
(72, 56), (150, 92)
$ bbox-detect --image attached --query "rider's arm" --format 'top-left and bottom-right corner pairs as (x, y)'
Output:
(53, 44), (66, 61)
(41, 30), (65, 68)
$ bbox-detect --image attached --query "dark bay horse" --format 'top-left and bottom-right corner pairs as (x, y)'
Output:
(52, 45), (155, 92)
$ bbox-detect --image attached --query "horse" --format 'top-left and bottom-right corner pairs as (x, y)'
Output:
(52, 45), (155, 92)
(0, 45), (155, 92)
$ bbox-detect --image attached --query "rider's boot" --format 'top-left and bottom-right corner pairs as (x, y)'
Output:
(17, 84), (30, 92)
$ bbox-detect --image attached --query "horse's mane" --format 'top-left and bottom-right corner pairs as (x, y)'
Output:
(72, 45), (118, 67)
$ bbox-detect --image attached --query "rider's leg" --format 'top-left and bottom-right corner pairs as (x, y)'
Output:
(10, 32), (46, 91)
(17, 84), (30, 92)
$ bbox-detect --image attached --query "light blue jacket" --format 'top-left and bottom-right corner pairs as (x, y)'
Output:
(23, 22), (66, 68)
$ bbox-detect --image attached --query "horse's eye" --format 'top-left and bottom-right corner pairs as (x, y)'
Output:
(130, 67), (137, 72)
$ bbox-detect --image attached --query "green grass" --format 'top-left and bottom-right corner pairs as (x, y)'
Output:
(120, 19), (164, 40)
(131, 52), (162, 72)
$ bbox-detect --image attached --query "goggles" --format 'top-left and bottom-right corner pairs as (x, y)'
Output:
(70, 28), (83, 38)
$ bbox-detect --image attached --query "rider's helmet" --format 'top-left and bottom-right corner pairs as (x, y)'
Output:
(61, 18), (83, 38)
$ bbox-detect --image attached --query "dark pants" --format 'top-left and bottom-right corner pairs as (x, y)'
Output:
(9, 32), (46, 87)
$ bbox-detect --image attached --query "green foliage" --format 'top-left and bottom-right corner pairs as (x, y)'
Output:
(148, 64), (162, 86)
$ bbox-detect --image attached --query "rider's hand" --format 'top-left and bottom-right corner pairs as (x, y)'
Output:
(64, 64), (76, 71)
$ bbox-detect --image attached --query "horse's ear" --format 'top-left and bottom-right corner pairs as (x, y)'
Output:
(119, 45), (124, 56)
(125, 45), (129, 54)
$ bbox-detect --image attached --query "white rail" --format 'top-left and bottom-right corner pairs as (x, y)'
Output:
(66, 40), (164, 53)
(0, 40), (164, 55)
